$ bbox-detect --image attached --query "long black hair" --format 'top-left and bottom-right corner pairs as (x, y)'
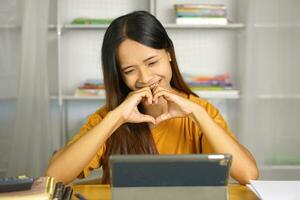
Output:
(101, 10), (197, 183)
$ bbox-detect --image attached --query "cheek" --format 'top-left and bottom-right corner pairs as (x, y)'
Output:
(167, 65), (173, 79)
(160, 62), (172, 81)
(122, 76), (137, 90)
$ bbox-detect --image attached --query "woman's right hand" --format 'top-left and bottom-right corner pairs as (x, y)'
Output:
(114, 87), (156, 124)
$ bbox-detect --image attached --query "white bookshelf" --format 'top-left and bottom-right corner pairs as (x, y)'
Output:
(45, 0), (246, 145)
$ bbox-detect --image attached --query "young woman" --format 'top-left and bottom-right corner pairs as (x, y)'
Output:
(46, 11), (259, 185)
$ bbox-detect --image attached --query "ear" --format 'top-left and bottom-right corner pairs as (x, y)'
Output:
(167, 52), (172, 62)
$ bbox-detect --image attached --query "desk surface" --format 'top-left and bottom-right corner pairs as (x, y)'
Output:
(71, 184), (259, 200)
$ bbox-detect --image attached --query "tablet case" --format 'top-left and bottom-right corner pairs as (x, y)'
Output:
(110, 154), (232, 200)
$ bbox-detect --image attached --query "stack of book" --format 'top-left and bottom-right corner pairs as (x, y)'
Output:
(74, 79), (105, 97)
(174, 4), (228, 25)
(183, 73), (233, 91)
(0, 176), (73, 200)
(71, 17), (113, 25)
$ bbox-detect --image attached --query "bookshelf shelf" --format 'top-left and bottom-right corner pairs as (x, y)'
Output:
(0, 25), (56, 29)
(261, 165), (300, 170)
(254, 24), (300, 28)
(163, 23), (245, 29)
(194, 90), (240, 99)
(49, 90), (240, 100)
(11, 93), (300, 101)
(256, 94), (300, 99)
(63, 24), (109, 29)
(62, 23), (245, 30)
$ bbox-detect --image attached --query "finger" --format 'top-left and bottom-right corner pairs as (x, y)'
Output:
(152, 87), (166, 102)
(138, 114), (156, 124)
(140, 87), (153, 105)
(152, 86), (177, 95)
(132, 87), (153, 104)
(153, 89), (173, 102)
(154, 96), (166, 104)
(151, 86), (165, 96)
(130, 86), (151, 95)
(155, 113), (170, 124)
(145, 87), (153, 104)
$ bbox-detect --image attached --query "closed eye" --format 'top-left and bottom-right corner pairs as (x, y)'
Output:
(148, 61), (158, 67)
(124, 69), (135, 75)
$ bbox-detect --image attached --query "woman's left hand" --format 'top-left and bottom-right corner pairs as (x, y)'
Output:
(152, 86), (198, 124)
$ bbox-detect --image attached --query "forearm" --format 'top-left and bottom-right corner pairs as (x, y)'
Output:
(46, 110), (124, 184)
(190, 105), (259, 185)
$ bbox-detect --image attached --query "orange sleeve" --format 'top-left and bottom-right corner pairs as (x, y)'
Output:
(202, 100), (238, 153)
(67, 106), (107, 178)
(189, 95), (237, 154)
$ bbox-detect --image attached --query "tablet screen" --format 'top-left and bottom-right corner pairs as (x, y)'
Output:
(110, 154), (232, 187)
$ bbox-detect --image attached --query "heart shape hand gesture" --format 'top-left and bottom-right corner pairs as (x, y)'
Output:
(151, 86), (196, 124)
(116, 86), (197, 125)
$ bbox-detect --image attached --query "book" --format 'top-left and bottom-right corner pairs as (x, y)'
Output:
(175, 4), (227, 18)
(71, 17), (113, 25)
(174, 4), (229, 25)
(247, 180), (300, 200)
(74, 79), (105, 97)
(183, 73), (233, 90)
(174, 4), (226, 10)
(176, 17), (228, 25)
(0, 177), (55, 200)
(74, 88), (105, 97)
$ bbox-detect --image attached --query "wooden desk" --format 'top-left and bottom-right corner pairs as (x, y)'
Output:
(71, 184), (259, 200)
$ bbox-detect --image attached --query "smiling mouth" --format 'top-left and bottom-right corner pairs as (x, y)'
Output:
(149, 80), (161, 90)
(136, 79), (161, 90)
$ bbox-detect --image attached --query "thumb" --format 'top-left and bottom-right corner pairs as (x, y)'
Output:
(155, 113), (170, 125)
(138, 114), (156, 124)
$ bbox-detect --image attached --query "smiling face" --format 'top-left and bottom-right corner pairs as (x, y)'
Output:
(117, 39), (173, 91)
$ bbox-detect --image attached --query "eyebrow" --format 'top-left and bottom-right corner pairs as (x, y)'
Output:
(121, 55), (158, 71)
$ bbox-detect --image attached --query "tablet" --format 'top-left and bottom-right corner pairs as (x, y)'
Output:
(109, 154), (232, 187)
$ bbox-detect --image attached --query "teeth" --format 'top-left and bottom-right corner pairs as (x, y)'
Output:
(150, 82), (159, 89)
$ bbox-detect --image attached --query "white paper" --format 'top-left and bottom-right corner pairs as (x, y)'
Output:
(246, 184), (262, 199)
(247, 180), (300, 200)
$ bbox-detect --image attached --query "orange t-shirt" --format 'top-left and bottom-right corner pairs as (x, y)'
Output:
(67, 93), (236, 178)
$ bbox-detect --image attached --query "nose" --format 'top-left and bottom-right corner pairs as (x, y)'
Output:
(138, 66), (153, 85)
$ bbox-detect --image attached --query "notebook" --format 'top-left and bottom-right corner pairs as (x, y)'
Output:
(247, 180), (300, 200)
(0, 177), (55, 200)
(110, 154), (232, 200)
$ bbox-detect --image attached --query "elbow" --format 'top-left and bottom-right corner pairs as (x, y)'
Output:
(45, 167), (72, 185)
(247, 162), (260, 182)
(238, 166), (260, 185)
